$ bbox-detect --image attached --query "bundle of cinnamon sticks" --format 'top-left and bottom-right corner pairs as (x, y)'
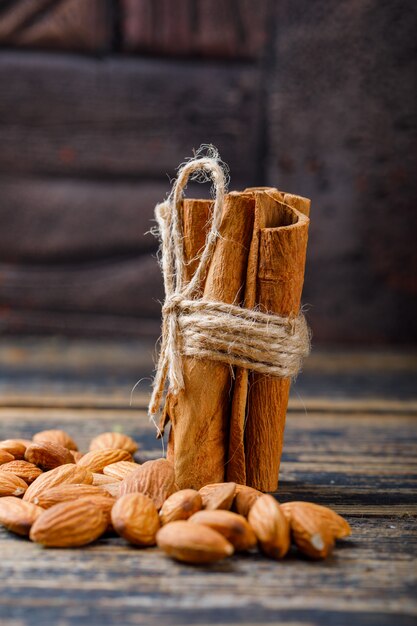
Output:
(157, 183), (310, 494)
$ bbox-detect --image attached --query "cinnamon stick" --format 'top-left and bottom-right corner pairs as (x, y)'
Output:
(164, 193), (255, 489)
(227, 189), (310, 491)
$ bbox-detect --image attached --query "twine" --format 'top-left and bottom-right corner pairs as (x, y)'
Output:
(148, 147), (310, 419)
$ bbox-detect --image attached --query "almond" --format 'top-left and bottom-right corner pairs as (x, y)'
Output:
(30, 499), (108, 547)
(89, 432), (138, 455)
(103, 461), (138, 481)
(0, 460), (43, 484)
(92, 472), (120, 486)
(156, 520), (234, 564)
(33, 429), (78, 451)
(0, 496), (43, 536)
(112, 493), (160, 546)
(189, 510), (257, 551)
(35, 484), (114, 509)
(233, 484), (262, 517)
(159, 489), (202, 525)
(281, 501), (335, 559)
(199, 482), (236, 510)
(119, 458), (176, 510)
(77, 448), (132, 473)
(281, 501), (351, 540)
(0, 470), (28, 497)
(25, 442), (74, 470)
(0, 439), (27, 459)
(248, 494), (291, 559)
(0, 450), (15, 465)
(24, 464), (93, 503)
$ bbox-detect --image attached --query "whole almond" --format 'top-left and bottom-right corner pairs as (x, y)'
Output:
(233, 484), (262, 517)
(77, 448), (132, 473)
(0, 450), (15, 465)
(25, 442), (74, 470)
(0, 440), (27, 459)
(199, 482), (236, 511)
(103, 461), (138, 481)
(0, 460), (43, 484)
(30, 499), (108, 547)
(0, 497), (43, 536)
(159, 489), (202, 525)
(33, 429), (78, 451)
(24, 464), (93, 503)
(112, 493), (160, 546)
(89, 432), (138, 455)
(0, 470), (28, 497)
(119, 458), (176, 510)
(189, 509), (257, 551)
(248, 494), (291, 559)
(156, 521), (234, 564)
(280, 503), (335, 559)
(281, 502), (351, 540)
(35, 484), (114, 509)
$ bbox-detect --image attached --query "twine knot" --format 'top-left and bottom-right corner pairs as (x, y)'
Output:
(148, 147), (310, 420)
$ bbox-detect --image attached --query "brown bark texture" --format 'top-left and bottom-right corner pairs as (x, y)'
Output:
(162, 188), (310, 491)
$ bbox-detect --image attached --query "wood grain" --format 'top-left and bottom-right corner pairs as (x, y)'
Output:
(121, 0), (270, 59)
(0, 344), (416, 624)
(0, 0), (111, 51)
(0, 52), (261, 180)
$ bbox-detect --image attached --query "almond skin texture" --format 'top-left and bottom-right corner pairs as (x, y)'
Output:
(0, 450), (15, 465)
(248, 494), (291, 559)
(24, 464), (93, 503)
(119, 458), (176, 510)
(25, 442), (74, 470)
(77, 448), (132, 473)
(280, 502), (336, 559)
(35, 484), (114, 509)
(92, 472), (119, 486)
(89, 432), (138, 455)
(233, 484), (262, 517)
(101, 482), (120, 498)
(159, 489), (202, 525)
(199, 482), (236, 511)
(0, 460), (43, 484)
(0, 497), (43, 536)
(0, 470), (28, 497)
(157, 520), (234, 564)
(0, 440), (27, 459)
(112, 493), (160, 546)
(103, 461), (138, 481)
(281, 501), (351, 540)
(189, 510), (257, 551)
(33, 429), (78, 451)
(30, 499), (108, 547)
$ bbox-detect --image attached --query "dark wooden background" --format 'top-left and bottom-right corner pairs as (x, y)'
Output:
(0, 0), (416, 345)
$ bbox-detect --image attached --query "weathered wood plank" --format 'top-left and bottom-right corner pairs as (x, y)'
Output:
(121, 0), (270, 59)
(0, 51), (261, 180)
(267, 0), (417, 345)
(0, 0), (111, 52)
(0, 177), (168, 262)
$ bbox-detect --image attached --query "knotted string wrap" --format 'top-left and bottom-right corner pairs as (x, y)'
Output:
(148, 151), (310, 421)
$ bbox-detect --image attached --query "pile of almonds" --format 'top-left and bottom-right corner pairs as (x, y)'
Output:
(0, 430), (351, 563)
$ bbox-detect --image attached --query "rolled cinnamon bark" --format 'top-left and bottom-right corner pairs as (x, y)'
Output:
(163, 193), (255, 489)
(227, 189), (310, 491)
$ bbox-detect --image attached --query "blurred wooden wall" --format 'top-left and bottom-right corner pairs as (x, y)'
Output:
(0, 0), (416, 345)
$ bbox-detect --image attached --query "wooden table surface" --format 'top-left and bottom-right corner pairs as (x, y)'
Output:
(0, 339), (416, 626)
